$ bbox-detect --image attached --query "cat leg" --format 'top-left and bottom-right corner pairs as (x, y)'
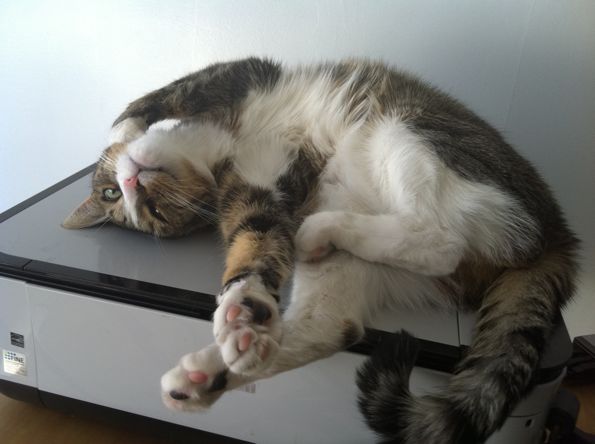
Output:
(295, 211), (465, 276)
(219, 252), (380, 380)
(209, 147), (330, 375)
(294, 118), (541, 276)
(111, 58), (281, 133)
(210, 164), (298, 375)
(161, 252), (376, 410)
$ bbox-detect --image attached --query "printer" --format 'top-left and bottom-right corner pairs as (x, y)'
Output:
(0, 166), (572, 443)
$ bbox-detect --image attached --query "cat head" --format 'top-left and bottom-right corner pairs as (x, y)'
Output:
(62, 140), (217, 237)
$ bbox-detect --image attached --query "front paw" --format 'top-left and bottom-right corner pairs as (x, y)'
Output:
(160, 344), (228, 411)
(108, 117), (147, 145)
(295, 212), (339, 262)
(213, 275), (282, 376)
(127, 136), (164, 170)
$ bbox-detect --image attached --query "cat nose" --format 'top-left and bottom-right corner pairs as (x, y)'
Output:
(124, 175), (138, 188)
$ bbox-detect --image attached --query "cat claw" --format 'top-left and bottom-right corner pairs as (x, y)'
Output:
(160, 344), (229, 411)
(213, 276), (282, 375)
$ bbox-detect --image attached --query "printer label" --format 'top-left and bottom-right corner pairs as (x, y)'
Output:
(10, 332), (25, 348)
(2, 349), (27, 376)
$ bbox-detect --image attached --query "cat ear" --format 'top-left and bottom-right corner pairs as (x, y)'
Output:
(62, 196), (108, 229)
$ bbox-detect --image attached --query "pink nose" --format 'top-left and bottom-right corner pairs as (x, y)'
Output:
(124, 175), (138, 188)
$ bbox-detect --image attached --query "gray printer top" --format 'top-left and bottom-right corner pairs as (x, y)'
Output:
(0, 169), (224, 296)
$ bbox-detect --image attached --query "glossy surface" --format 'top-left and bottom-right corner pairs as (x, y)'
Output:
(0, 174), (224, 295)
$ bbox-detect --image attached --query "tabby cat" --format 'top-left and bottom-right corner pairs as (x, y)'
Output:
(63, 58), (579, 443)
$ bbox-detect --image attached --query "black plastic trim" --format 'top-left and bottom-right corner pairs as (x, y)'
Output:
(0, 251), (31, 270)
(23, 259), (217, 319)
(0, 379), (43, 406)
(350, 327), (461, 374)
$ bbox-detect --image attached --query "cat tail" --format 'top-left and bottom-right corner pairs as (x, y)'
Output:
(356, 240), (578, 444)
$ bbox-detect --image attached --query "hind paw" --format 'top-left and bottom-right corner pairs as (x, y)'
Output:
(295, 212), (339, 262)
(160, 344), (230, 411)
(213, 276), (282, 375)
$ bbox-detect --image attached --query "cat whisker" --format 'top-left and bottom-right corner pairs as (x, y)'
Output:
(95, 216), (113, 231)
(98, 153), (119, 172)
(159, 191), (219, 224)
(152, 233), (166, 256)
(165, 187), (219, 212)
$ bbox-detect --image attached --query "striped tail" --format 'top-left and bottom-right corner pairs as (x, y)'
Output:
(357, 241), (578, 443)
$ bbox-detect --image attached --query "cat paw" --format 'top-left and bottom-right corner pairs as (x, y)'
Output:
(213, 275), (282, 376)
(108, 117), (147, 145)
(160, 344), (229, 411)
(295, 211), (339, 262)
(127, 136), (163, 170)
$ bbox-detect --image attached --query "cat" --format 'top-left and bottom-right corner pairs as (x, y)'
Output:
(63, 58), (579, 443)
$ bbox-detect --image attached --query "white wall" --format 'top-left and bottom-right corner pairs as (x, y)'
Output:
(1, 0), (593, 337)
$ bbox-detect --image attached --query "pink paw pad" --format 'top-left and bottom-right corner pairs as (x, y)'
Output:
(307, 245), (335, 262)
(239, 332), (252, 351)
(187, 371), (208, 384)
(214, 287), (281, 375)
(226, 305), (242, 322)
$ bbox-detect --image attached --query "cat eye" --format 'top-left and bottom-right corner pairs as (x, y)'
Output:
(102, 188), (122, 201)
(146, 199), (167, 223)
